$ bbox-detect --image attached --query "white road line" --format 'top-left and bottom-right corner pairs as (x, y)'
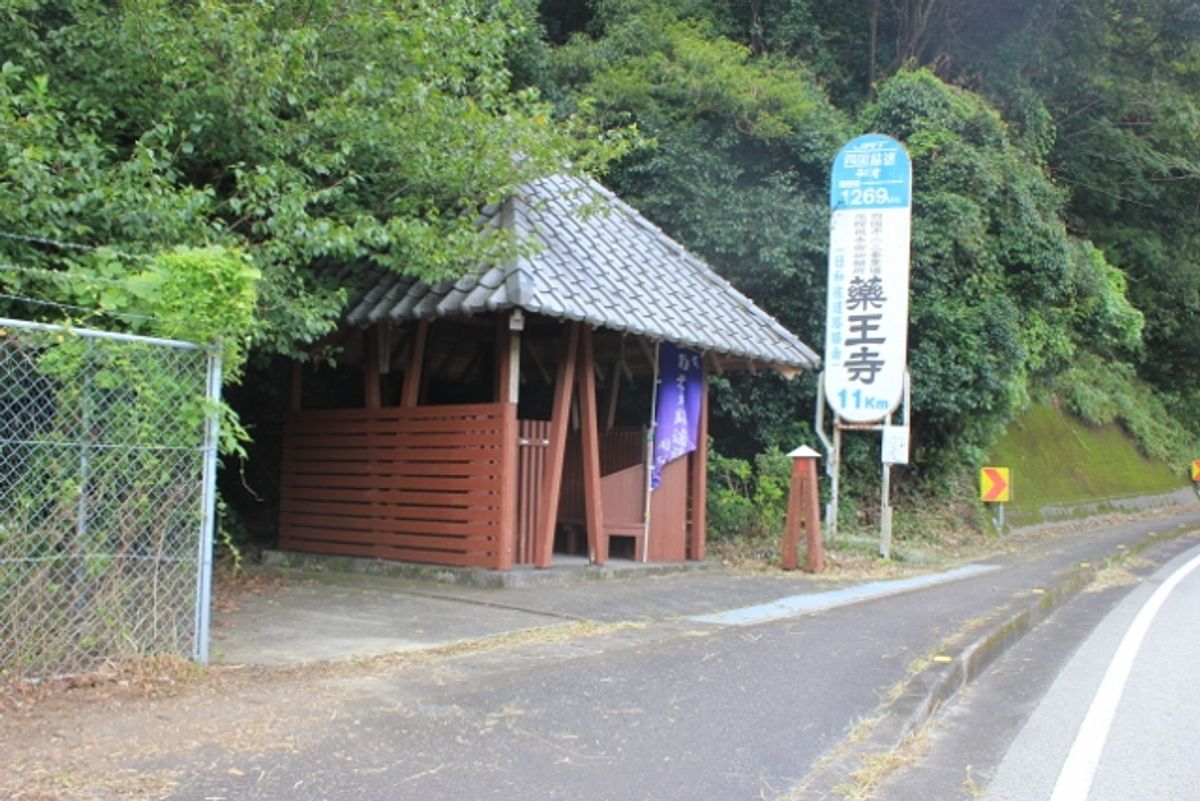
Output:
(687, 563), (999, 626)
(1050, 549), (1200, 801)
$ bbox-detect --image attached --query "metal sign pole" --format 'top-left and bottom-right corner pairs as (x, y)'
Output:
(641, 340), (660, 563)
(830, 424), (841, 541)
(878, 372), (911, 558)
(880, 411), (893, 559)
(814, 373), (840, 541)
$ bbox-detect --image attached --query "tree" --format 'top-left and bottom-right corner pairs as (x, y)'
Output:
(861, 69), (1142, 479)
(1027, 1), (1200, 399)
(0, 0), (631, 358)
(543, 1), (848, 453)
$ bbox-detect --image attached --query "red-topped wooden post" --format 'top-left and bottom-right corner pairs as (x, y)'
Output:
(781, 445), (823, 572)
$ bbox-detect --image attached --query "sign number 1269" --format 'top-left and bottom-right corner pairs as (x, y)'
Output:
(840, 187), (892, 206)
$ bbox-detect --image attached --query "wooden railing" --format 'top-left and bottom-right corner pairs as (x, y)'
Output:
(516, 424), (647, 562)
(515, 419), (551, 565)
(279, 403), (514, 568)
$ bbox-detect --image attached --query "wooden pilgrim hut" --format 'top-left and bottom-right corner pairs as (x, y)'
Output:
(279, 173), (820, 570)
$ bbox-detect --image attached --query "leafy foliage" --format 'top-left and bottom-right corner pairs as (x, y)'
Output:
(706, 444), (792, 546)
(0, 0), (631, 356)
(1047, 353), (1192, 465)
(543, 2), (850, 459)
(533, 2), (1178, 496)
(858, 70), (1064, 475)
(1, 0), (1196, 542)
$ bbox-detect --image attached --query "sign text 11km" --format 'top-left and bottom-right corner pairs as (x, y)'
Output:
(823, 134), (912, 423)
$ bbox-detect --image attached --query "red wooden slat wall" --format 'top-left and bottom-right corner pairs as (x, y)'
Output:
(279, 403), (512, 568)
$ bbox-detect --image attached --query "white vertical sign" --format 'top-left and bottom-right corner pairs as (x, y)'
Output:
(823, 134), (912, 424)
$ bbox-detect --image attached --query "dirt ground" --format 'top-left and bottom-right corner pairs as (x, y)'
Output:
(2, 614), (646, 801)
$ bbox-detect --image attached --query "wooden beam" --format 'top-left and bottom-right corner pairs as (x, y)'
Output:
(604, 357), (621, 433)
(401, 319), (428, 407)
(605, 338), (627, 433)
(495, 313), (519, 570)
(689, 363), (709, 561)
(577, 326), (605, 564)
(706, 351), (724, 376)
(429, 338), (461, 383)
(524, 338), (553, 384)
(638, 337), (656, 370)
(378, 324), (392, 375)
(363, 327), (381, 409)
(534, 323), (580, 568)
(458, 347), (486, 384)
(496, 313), (521, 405)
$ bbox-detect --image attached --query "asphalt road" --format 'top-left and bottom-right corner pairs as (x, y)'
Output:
(8, 509), (1200, 801)
(876, 533), (1200, 801)
(990, 542), (1200, 801)
(157, 516), (1200, 801)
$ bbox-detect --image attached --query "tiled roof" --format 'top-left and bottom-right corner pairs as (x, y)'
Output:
(346, 173), (819, 372)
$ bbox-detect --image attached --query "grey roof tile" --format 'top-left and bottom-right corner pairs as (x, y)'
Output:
(345, 174), (819, 371)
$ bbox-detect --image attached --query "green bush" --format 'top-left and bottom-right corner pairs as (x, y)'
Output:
(707, 443), (792, 544)
(1048, 352), (1196, 464)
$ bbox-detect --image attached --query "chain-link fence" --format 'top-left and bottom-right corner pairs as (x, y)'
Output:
(0, 317), (220, 679)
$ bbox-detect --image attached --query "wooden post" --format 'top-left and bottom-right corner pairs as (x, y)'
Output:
(496, 314), (522, 405)
(577, 326), (605, 564)
(495, 314), (520, 570)
(496, 401), (517, 570)
(534, 323), (580, 568)
(363, 326), (381, 409)
(688, 365), (708, 561)
(401, 319), (428, 408)
(782, 446), (824, 572)
(802, 456), (823, 572)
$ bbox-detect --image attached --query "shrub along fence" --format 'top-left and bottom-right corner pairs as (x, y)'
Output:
(0, 317), (220, 679)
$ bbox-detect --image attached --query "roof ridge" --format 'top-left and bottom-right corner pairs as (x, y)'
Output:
(572, 175), (821, 364)
(342, 172), (820, 371)
(501, 194), (533, 309)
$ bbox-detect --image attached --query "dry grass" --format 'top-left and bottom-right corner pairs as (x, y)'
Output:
(1, 653), (205, 714)
(0, 611), (658, 801)
(1085, 564), (1141, 593)
(1, 563), (281, 713)
(212, 562), (288, 614)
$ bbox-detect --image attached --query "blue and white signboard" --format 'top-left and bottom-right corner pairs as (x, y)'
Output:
(823, 134), (912, 424)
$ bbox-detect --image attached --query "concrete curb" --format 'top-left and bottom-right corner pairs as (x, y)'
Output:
(790, 522), (1195, 800)
(1015, 486), (1198, 532)
(259, 548), (713, 588)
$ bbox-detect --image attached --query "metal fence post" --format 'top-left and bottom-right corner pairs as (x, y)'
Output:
(193, 349), (222, 663)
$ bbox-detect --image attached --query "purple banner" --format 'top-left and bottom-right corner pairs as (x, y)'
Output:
(651, 343), (702, 490)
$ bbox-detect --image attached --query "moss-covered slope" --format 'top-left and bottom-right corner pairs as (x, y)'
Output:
(988, 403), (1188, 523)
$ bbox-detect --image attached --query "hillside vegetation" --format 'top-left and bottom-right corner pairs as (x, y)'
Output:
(990, 403), (1189, 525)
(1, 1), (1198, 540)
